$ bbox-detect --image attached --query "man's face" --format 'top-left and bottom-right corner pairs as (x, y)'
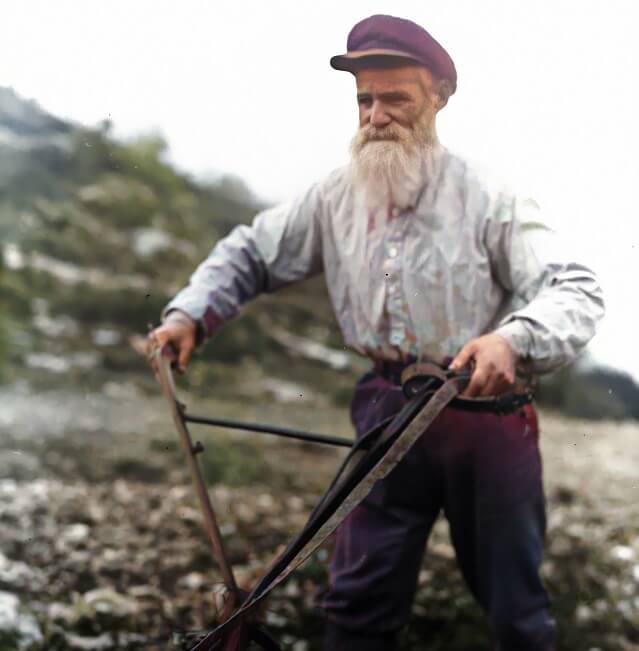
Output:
(355, 65), (439, 134)
(349, 64), (441, 208)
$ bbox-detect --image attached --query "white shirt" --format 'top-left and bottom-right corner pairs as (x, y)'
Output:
(165, 146), (604, 373)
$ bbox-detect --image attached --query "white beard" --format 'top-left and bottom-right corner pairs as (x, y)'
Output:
(349, 113), (437, 212)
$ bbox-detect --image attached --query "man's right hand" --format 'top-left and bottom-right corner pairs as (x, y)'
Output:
(149, 310), (198, 374)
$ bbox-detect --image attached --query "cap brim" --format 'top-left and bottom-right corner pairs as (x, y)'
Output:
(330, 48), (423, 73)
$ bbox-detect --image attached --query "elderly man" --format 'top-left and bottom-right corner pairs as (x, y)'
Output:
(150, 14), (604, 651)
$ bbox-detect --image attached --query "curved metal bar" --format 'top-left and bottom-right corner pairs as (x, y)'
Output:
(152, 346), (239, 598)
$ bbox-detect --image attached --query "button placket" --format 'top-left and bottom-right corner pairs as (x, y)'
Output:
(384, 215), (409, 346)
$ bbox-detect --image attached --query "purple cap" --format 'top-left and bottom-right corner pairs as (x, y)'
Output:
(330, 14), (457, 93)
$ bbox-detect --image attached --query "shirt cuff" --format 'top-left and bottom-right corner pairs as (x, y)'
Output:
(494, 319), (533, 359)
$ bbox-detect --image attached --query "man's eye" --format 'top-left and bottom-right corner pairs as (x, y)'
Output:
(358, 96), (372, 107)
(387, 95), (408, 104)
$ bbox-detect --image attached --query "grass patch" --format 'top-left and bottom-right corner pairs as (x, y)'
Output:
(150, 433), (271, 487)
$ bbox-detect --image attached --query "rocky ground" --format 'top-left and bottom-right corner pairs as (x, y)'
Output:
(0, 376), (638, 651)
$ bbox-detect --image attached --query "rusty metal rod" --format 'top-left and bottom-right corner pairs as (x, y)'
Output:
(154, 350), (240, 596)
(184, 414), (353, 449)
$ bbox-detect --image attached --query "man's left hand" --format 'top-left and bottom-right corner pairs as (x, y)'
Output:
(449, 333), (517, 397)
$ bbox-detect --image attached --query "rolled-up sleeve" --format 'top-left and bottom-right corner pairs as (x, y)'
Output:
(163, 182), (324, 340)
(486, 196), (605, 373)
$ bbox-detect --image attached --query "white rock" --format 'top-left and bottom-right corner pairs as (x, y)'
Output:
(265, 611), (287, 627)
(83, 588), (138, 617)
(48, 601), (76, 624)
(286, 495), (305, 512)
(269, 327), (351, 371)
(611, 545), (635, 562)
(0, 591), (20, 630)
(132, 228), (173, 257)
(0, 591), (43, 648)
(62, 523), (91, 544)
(70, 352), (101, 369)
(576, 604), (592, 622)
(260, 378), (311, 403)
(220, 522), (237, 536)
(0, 552), (43, 589)
(25, 353), (71, 373)
(257, 493), (276, 511)
(0, 480), (17, 498)
(178, 572), (205, 590)
(33, 313), (80, 338)
(92, 329), (121, 346)
(64, 632), (114, 650)
(3, 243), (25, 270)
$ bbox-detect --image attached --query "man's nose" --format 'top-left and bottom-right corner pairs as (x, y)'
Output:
(369, 101), (392, 128)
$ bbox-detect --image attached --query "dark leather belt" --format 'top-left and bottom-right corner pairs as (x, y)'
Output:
(375, 359), (534, 415)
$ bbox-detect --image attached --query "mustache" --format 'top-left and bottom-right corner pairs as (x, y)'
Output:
(363, 128), (400, 141)
(357, 123), (409, 144)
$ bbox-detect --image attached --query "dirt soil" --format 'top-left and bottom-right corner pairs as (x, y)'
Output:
(0, 381), (638, 650)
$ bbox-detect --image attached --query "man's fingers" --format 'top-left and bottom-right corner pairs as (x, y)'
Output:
(481, 365), (515, 397)
(149, 327), (168, 349)
(449, 342), (475, 372)
(160, 342), (179, 363)
(478, 373), (499, 397)
(177, 339), (194, 374)
(453, 333), (518, 397)
(463, 365), (488, 397)
(146, 326), (181, 374)
(468, 365), (514, 397)
(142, 318), (198, 377)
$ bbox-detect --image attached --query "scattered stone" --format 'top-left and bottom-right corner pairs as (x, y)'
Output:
(92, 329), (121, 347)
(269, 327), (351, 371)
(0, 591), (43, 648)
(611, 545), (635, 562)
(64, 631), (114, 650)
(62, 523), (91, 545)
(132, 228), (173, 258)
(33, 313), (80, 339)
(0, 552), (44, 590)
(260, 378), (313, 404)
(286, 495), (305, 512)
(177, 572), (205, 590)
(83, 588), (139, 619)
(25, 353), (71, 374)
(48, 601), (81, 627)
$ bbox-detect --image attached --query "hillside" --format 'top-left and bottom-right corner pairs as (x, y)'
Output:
(0, 87), (361, 405)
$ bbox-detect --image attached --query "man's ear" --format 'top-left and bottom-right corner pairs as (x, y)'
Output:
(434, 79), (453, 111)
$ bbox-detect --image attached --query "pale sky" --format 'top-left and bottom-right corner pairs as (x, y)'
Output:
(2, 0), (638, 377)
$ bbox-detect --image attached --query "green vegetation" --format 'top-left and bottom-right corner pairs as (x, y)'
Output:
(537, 363), (639, 421)
(150, 433), (272, 487)
(0, 255), (8, 381)
(0, 87), (357, 403)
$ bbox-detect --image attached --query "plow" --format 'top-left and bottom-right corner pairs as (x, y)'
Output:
(141, 342), (477, 650)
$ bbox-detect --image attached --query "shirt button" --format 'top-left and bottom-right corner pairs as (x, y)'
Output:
(388, 246), (398, 258)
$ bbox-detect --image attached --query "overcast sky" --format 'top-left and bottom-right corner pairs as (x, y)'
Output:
(2, 0), (638, 377)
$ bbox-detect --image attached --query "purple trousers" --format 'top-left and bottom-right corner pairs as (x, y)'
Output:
(322, 370), (556, 650)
